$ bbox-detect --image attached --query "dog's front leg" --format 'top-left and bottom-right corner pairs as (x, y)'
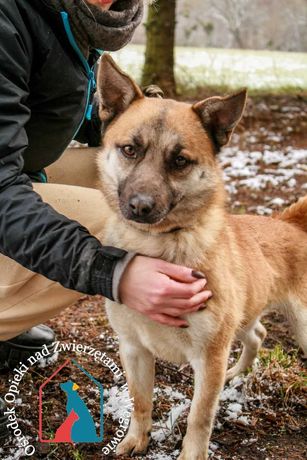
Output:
(116, 339), (155, 457)
(178, 343), (230, 460)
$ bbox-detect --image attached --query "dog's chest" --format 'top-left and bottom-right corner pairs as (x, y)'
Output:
(104, 221), (216, 363)
(105, 221), (208, 266)
(105, 301), (216, 364)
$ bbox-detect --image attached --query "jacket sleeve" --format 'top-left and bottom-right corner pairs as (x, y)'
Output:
(0, 11), (127, 300)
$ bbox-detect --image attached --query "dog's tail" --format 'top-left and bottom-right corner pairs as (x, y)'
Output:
(276, 196), (307, 232)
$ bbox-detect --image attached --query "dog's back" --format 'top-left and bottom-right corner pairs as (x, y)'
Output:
(229, 201), (307, 310)
(278, 196), (307, 232)
(221, 200), (307, 379)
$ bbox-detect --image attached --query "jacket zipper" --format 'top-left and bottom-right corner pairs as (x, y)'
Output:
(60, 11), (98, 138)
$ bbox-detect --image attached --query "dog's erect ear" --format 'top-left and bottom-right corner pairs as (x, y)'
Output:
(97, 54), (144, 122)
(192, 89), (247, 150)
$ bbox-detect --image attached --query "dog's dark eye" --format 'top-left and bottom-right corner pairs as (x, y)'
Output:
(175, 155), (188, 168)
(121, 145), (136, 158)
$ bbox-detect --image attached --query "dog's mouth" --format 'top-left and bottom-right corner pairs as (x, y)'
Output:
(120, 204), (171, 225)
(119, 194), (183, 226)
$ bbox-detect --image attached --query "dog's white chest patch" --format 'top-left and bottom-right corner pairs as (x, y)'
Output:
(105, 300), (217, 365)
(105, 301), (190, 363)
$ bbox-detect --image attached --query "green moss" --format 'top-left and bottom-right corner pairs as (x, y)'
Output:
(258, 344), (298, 369)
(71, 450), (84, 460)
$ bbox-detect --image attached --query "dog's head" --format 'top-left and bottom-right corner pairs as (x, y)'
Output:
(96, 55), (246, 232)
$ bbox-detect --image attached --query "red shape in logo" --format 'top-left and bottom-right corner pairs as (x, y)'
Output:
(54, 409), (79, 443)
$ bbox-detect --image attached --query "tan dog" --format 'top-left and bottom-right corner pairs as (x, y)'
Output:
(96, 54), (307, 459)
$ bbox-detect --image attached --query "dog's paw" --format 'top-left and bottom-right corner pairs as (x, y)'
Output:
(177, 453), (188, 460)
(177, 451), (207, 460)
(177, 443), (208, 460)
(225, 367), (237, 383)
(177, 449), (208, 460)
(115, 434), (150, 457)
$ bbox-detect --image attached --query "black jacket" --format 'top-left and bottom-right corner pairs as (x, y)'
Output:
(0, 0), (127, 299)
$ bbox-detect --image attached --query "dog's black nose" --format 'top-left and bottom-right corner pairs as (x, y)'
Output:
(129, 194), (155, 218)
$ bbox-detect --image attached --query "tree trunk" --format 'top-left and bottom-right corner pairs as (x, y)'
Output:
(141, 0), (177, 97)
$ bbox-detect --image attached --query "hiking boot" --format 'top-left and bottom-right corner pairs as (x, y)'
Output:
(0, 325), (56, 369)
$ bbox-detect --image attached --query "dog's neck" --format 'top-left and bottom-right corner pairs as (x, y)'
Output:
(159, 226), (184, 234)
(104, 202), (226, 266)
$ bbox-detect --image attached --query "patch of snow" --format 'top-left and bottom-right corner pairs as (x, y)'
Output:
(227, 402), (243, 416)
(220, 384), (245, 404)
(242, 437), (258, 446)
(240, 175), (280, 190)
(269, 197), (285, 206)
(288, 178), (297, 188)
(147, 450), (180, 460)
(1, 449), (25, 460)
(152, 401), (190, 443)
(225, 402), (250, 425)
(221, 376), (246, 401)
(114, 45), (307, 94)
(0, 439), (28, 460)
(220, 376), (251, 425)
(154, 386), (187, 401)
(225, 183), (238, 195)
(209, 442), (219, 453)
(218, 145), (306, 201)
(237, 415), (251, 425)
(104, 386), (133, 421)
(38, 351), (59, 368)
(263, 149), (284, 164)
(248, 205), (273, 215)
(247, 135), (258, 143)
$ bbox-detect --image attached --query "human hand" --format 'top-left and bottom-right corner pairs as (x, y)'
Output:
(118, 256), (212, 327)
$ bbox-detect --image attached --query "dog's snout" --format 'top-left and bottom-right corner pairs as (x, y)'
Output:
(129, 194), (155, 218)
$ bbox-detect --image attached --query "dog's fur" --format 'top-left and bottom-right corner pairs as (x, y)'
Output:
(96, 54), (307, 459)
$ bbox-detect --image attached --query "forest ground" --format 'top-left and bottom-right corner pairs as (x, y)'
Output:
(0, 94), (306, 460)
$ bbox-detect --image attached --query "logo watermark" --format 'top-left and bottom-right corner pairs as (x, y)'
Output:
(4, 341), (133, 457)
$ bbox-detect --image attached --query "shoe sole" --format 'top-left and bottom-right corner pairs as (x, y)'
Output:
(0, 341), (56, 370)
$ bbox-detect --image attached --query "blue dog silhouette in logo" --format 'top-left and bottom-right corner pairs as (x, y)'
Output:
(60, 380), (99, 443)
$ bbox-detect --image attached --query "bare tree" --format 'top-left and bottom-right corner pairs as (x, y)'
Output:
(210, 0), (252, 49)
(141, 0), (177, 96)
(280, 0), (307, 51)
